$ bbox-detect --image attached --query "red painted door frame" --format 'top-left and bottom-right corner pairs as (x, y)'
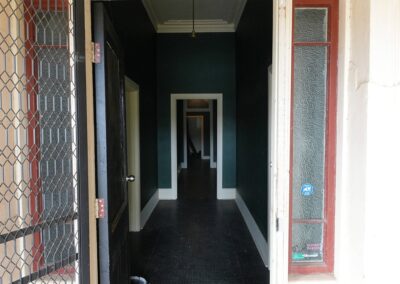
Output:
(289, 0), (338, 275)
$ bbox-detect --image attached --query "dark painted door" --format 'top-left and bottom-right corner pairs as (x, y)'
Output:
(93, 3), (129, 283)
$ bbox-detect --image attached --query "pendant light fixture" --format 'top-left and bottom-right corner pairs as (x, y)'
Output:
(192, 0), (196, 37)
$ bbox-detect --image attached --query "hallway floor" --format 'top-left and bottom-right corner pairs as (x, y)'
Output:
(129, 157), (269, 283)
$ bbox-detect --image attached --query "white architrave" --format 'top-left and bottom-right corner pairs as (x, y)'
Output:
(182, 101), (188, 169)
(182, 101), (215, 168)
(186, 115), (205, 160)
(209, 100), (217, 168)
(125, 77), (141, 232)
(167, 93), (233, 200)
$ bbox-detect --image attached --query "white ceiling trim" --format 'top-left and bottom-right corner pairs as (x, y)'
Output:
(158, 20), (235, 33)
(142, 0), (247, 33)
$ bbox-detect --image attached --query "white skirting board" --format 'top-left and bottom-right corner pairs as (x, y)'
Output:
(218, 188), (236, 200)
(236, 193), (269, 267)
(140, 189), (159, 229)
(159, 187), (236, 200)
(159, 188), (176, 200)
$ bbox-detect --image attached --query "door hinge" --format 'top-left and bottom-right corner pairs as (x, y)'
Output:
(276, 217), (280, 232)
(91, 42), (101, 64)
(95, 198), (105, 219)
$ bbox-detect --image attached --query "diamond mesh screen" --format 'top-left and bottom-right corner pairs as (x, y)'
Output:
(0, 0), (80, 283)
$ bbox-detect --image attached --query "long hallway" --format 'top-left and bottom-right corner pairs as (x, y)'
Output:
(129, 157), (269, 283)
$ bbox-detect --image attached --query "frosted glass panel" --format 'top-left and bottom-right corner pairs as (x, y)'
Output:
(292, 46), (327, 220)
(295, 8), (328, 42)
(292, 223), (324, 263)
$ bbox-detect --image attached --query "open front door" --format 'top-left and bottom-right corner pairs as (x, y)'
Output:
(93, 3), (130, 283)
(269, 0), (293, 283)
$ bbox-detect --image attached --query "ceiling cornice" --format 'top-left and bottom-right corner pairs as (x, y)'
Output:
(158, 20), (235, 33)
(141, 0), (159, 31)
(232, 0), (247, 30)
(142, 0), (247, 33)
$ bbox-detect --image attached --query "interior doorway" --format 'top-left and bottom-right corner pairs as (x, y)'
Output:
(167, 93), (226, 200)
(186, 115), (205, 160)
(176, 99), (216, 200)
(180, 99), (217, 169)
(125, 77), (141, 232)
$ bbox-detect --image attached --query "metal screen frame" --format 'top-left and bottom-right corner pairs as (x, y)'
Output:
(74, 0), (90, 283)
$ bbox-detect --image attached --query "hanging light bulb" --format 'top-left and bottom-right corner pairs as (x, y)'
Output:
(192, 0), (196, 37)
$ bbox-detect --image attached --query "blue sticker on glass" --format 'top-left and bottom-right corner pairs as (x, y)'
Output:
(301, 184), (315, 196)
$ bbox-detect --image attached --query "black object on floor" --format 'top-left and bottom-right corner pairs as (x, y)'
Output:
(129, 157), (269, 284)
(130, 276), (148, 284)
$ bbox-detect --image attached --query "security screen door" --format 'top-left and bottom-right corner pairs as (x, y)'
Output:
(0, 0), (89, 283)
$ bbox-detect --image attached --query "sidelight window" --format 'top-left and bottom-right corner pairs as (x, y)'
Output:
(289, 0), (338, 274)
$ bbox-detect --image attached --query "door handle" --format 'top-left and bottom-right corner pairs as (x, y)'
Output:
(126, 175), (136, 183)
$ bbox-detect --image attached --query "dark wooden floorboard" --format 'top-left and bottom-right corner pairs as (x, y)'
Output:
(129, 157), (269, 283)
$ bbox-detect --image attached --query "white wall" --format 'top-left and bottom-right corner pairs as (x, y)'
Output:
(363, 1), (400, 283)
(335, 0), (400, 283)
(334, 0), (370, 282)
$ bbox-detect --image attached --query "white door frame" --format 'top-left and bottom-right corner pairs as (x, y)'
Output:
(269, 0), (293, 284)
(125, 77), (141, 232)
(169, 93), (231, 200)
(182, 101), (188, 168)
(209, 100), (217, 168)
(182, 100), (215, 168)
(186, 115), (205, 159)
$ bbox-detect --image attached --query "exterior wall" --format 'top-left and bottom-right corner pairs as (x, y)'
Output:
(333, 0), (370, 282)
(336, 0), (400, 283)
(363, 1), (400, 282)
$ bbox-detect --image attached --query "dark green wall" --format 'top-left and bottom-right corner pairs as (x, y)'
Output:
(106, 2), (158, 209)
(157, 33), (236, 189)
(236, 0), (273, 239)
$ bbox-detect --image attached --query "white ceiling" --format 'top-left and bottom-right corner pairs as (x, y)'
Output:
(142, 0), (247, 33)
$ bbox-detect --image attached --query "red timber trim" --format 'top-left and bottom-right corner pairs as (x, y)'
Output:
(30, 0), (69, 11)
(289, 0), (338, 275)
(24, 0), (44, 272)
(24, 0), (70, 273)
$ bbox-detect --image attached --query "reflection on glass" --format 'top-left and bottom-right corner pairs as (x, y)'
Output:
(292, 223), (324, 263)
